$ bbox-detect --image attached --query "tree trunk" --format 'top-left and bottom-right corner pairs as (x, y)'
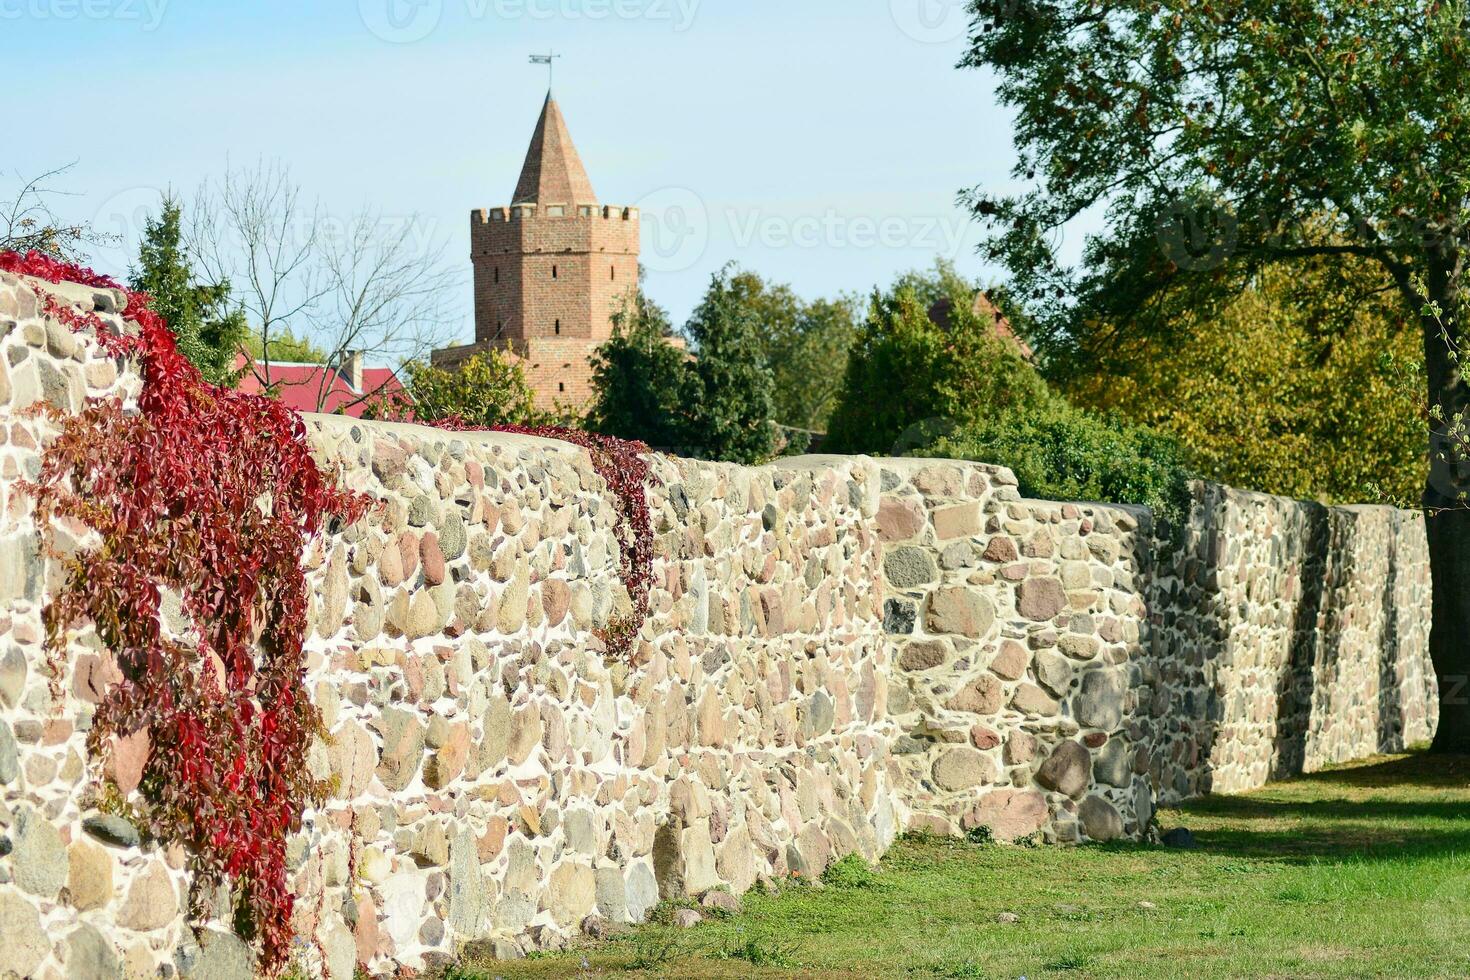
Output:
(1427, 508), (1470, 753)
(1423, 254), (1470, 753)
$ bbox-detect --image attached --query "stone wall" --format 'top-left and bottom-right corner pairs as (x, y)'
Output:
(874, 459), (1436, 846)
(0, 270), (1437, 978)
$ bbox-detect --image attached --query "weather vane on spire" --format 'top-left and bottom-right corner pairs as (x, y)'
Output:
(529, 51), (562, 91)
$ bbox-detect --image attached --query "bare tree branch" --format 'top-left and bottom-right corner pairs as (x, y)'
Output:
(0, 162), (118, 263)
(185, 161), (460, 412)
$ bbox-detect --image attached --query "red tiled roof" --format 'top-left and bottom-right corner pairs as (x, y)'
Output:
(928, 292), (1036, 362)
(232, 353), (403, 418)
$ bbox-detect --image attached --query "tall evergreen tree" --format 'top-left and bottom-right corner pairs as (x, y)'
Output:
(681, 270), (778, 464)
(587, 291), (693, 451)
(130, 196), (247, 385)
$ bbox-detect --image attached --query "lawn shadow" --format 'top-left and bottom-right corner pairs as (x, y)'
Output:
(1165, 753), (1470, 863)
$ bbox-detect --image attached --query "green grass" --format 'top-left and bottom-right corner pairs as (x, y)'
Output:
(450, 752), (1470, 978)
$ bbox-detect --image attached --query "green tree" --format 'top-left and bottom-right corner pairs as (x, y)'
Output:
(242, 327), (328, 365)
(681, 270), (779, 463)
(965, 0), (1470, 752)
(130, 196), (247, 385)
(590, 274), (779, 463)
(380, 349), (541, 428)
(723, 270), (859, 436)
(825, 263), (1051, 454)
(588, 292), (693, 451)
(1062, 257), (1426, 505)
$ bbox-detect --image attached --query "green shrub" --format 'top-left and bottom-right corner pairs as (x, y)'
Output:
(824, 263), (1051, 455)
(925, 403), (1193, 529)
(821, 853), (880, 889)
(964, 824), (996, 847)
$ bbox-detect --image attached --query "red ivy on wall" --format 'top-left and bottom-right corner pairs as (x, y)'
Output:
(427, 418), (655, 662)
(3, 249), (657, 974)
(4, 250), (366, 975)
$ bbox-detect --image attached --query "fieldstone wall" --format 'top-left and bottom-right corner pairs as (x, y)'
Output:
(289, 418), (898, 977)
(0, 270), (1437, 978)
(876, 459), (1436, 845)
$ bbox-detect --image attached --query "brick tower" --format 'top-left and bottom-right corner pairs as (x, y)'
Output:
(433, 93), (641, 411)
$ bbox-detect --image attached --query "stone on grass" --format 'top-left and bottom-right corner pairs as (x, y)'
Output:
(1162, 827), (1197, 849)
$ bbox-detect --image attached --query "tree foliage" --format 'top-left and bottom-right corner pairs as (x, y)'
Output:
(723, 270), (859, 435)
(825, 262), (1051, 455)
(680, 270), (780, 463)
(130, 196), (248, 386)
(588, 291), (693, 452)
(928, 404), (1193, 526)
(384, 348), (542, 429)
(590, 273), (778, 464)
(1062, 256), (1426, 505)
(242, 327), (327, 365)
(962, 0), (1470, 750)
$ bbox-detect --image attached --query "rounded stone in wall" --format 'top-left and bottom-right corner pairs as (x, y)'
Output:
(1035, 740), (1091, 799)
(932, 747), (997, 792)
(1078, 795), (1125, 842)
(1075, 670), (1127, 731)
(926, 588), (995, 637)
(884, 547), (938, 588)
(0, 891), (48, 977)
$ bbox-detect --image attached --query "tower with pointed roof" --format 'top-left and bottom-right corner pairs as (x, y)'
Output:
(432, 93), (641, 411)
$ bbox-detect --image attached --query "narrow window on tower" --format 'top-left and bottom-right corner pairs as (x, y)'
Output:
(559, 382), (566, 393)
(494, 266), (500, 283)
(552, 264), (558, 279)
(611, 265), (616, 281)
(555, 319), (561, 335)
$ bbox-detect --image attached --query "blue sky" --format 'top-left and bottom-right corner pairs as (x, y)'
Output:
(6, 0), (1050, 344)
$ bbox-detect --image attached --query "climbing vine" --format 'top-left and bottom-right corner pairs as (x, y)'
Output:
(4, 250), (366, 975)
(4, 246), (656, 977)
(428, 418), (655, 662)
